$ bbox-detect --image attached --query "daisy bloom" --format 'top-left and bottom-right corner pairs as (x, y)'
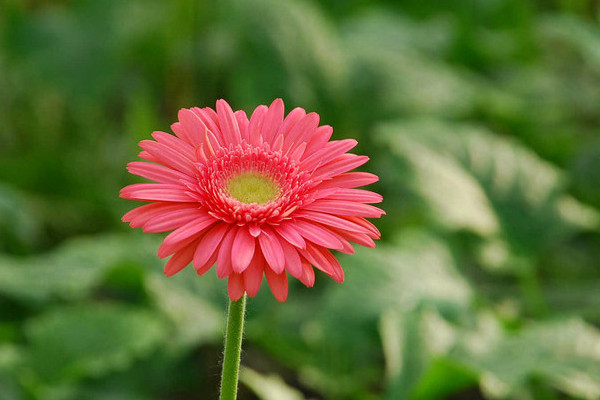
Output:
(120, 99), (383, 302)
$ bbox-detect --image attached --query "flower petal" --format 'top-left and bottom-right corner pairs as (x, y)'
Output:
(143, 206), (207, 233)
(120, 183), (195, 202)
(301, 243), (344, 283)
(277, 237), (303, 279)
(243, 252), (264, 297)
(231, 226), (256, 273)
(248, 105), (268, 146)
(178, 109), (207, 146)
(261, 98), (284, 143)
(258, 227), (285, 273)
(138, 140), (196, 175)
(315, 172), (379, 190)
(216, 228), (237, 278)
(311, 154), (370, 181)
(299, 259), (315, 287)
(324, 188), (383, 204)
(300, 139), (358, 171)
(164, 241), (197, 277)
(127, 161), (191, 184)
(228, 273), (245, 301)
(193, 223), (230, 270)
(291, 219), (345, 250)
(273, 222), (306, 248)
(264, 267), (288, 302)
(162, 213), (218, 248)
(304, 199), (385, 218)
(283, 112), (319, 151)
(217, 99), (242, 145)
(151, 131), (196, 160)
(122, 202), (186, 228)
(294, 210), (371, 233)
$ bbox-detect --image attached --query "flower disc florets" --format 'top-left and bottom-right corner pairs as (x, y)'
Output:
(121, 99), (384, 302)
(192, 142), (313, 225)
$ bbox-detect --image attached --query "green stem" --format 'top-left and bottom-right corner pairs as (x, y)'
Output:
(219, 295), (246, 400)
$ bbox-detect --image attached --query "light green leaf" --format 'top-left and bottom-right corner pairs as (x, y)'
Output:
(0, 234), (161, 304)
(453, 318), (600, 399)
(145, 274), (223, 352)
(24, 304), (167, 382)
(377, 119), (600, 269)
(240, 367), (310, 400)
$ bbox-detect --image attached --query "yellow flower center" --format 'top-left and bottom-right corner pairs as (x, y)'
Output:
(227, 172), (281, 205)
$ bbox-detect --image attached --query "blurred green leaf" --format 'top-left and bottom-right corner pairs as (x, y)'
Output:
(145, 274), (223, 352)
(452, 317), (600, 399)
(0, 184), (41, 254)
(0, 234), (161, 305)
(24, 303), (167, 382)
(240, 367), (309, 400)
(377, 119), (600, 271)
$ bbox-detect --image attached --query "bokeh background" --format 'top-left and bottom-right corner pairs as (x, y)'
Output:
(2, 0), (600, 399)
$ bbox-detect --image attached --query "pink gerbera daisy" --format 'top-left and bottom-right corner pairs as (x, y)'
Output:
(120, 99), (383, 302)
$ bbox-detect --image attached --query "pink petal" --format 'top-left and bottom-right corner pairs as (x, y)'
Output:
(158, 231), (205, 259)
(217, 99), (242, 145)
(162, 214), (218, 248)
(127, 161), (191, 185)
(258, 227), (285, 273)
(191, 107), (224, 145)
(216, 228), (237, 278)
(243, 253), (264, 297)
(291, 219), (345, 250)
(302, 125), (333, 158)
(273, 222), (306, 248)
(164, 241), (197, 277)
(248, 105), (268, 146)
(170, 122), (193, 145)
(249, 224), (262, 237)
(138, 150), (160, 163)
(228, 273), (245, 301)
(345, 216), (381, 239)
(288, 142), (307, 161)
(143, 207), (206, 233)
(300, 139), (358, 172)
(192, 223), (230, 270)
(122, 202), (185, 227)
(178, 109), (207, 146)
(231, 226), (255, 273)
(301, 243), (344, 283)
(151, 131), (196, 160)
(311, 154), (370, 181)
(280, 107), (306, 151)
(315, 172), (379, 190)
(283, 112), (319, 152)
(298, 259), (315, 287)
(331, 228), (376, 248)
(120, 183), (195, 202)
(195, 249), (219, 277)
(294, 210), (370, 233)
(277, 237), (303, 279)
(325, 188), (383, 203)
(264, 267), (288, 302)
(304, 199), (385, 218)
(261, 98), (284, 143)
(235, 110), (249, 142)
(138, 140), (196, 176)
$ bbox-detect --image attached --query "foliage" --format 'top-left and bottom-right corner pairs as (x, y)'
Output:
(2, 0), (600, 399)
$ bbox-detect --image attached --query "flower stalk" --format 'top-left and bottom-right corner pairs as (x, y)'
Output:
(220, 294), (247, 400)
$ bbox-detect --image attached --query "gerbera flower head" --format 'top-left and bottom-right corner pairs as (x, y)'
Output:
(121, 99), (384, 302)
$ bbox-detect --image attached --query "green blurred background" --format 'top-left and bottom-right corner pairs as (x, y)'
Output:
(2, 0), (600, 399)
